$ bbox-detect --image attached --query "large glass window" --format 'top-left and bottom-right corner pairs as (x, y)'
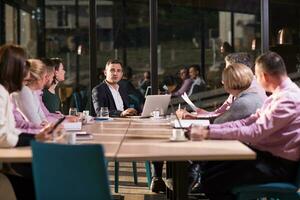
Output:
(43, 0), (263, 112)
(96, 0), (150, 87)
(270, 0), (300, 73)
(20, 10), (37, 57)
(157, 0), (261, 92)
(27, 0), (37, 7)
(45, 0), (90, 113)
(5, 4), (18, 44)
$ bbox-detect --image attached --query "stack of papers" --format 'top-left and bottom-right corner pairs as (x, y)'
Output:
(196, 113), (220, 118)
(172, 119), (210, 128)
(63, 122), (82, 131)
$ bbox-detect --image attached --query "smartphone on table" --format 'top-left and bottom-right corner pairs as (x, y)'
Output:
(48, 116), (66, 134)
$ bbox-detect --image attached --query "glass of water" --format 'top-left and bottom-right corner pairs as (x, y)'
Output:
(69, 107), (78, 116)
(99, 107), (109, 118)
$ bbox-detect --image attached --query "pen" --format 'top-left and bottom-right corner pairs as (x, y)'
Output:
(178, 104), (181, 110)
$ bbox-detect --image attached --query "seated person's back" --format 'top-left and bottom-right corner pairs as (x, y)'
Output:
(213, 63), (263, 124)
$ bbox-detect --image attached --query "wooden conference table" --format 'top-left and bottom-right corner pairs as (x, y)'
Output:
(0, 118), (256, 199)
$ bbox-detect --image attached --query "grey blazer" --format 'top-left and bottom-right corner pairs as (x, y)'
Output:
(213, 91), (263, 124)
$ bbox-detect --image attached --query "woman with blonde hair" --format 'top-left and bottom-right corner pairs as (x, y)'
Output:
(180, 63), (264, 194)
(213, 63), (263, 123)
(177, 52), (266, 120)
(12, 59), (48, 125)
(178, 63), (263, 123)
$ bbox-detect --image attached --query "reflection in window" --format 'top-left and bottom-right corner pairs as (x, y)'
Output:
(20, 10), (37, 57)
(157, 1), (261, 91)
(270, 0), (300, 74)
(5, 5), (18, 44)
(45, 0), (90, 113)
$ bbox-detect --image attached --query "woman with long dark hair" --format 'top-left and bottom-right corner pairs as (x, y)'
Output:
(0, 44), (52, 199)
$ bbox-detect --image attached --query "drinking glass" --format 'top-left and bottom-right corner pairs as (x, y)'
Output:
(99, 107), (109, 118)
(69, 107), (78, 116)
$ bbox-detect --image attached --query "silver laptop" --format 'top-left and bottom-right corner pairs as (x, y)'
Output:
(140, 95), (171, 117)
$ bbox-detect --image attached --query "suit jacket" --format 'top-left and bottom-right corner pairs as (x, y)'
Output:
(213, 90), (263, 124)
(92, 81), (130, 117)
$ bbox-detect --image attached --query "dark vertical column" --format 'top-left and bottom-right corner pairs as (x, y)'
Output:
(261, 0), (269, 53)
(0, 0), (5, 44)
(149, 0), (158, 95)
(121, 0), (127, 67)
(75, 0), (80, 87)
(231, 12), (235, 52)
(172, 161), (189, 200)
(200, 11), (206, 80)
(89, 0), (97, 115)
(17, 8), (20, 44)
(36, 0), (45, 57)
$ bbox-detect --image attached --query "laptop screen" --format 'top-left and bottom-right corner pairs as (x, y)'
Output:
(140, 95), (171, 117)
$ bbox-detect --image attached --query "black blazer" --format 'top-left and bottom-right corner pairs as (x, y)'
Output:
(92, 81), (130, 117)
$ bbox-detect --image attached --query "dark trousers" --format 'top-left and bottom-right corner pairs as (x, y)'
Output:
(152, 161), (164, 177)
(5, 174), (35, 200)
(198, 150), (298, 200)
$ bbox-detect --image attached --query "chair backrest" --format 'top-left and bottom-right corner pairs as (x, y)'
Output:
(31, 141), (112, 200)
(72, 90), (88, 112)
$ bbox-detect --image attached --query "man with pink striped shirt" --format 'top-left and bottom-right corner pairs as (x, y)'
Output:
(190, 52), (300, 200)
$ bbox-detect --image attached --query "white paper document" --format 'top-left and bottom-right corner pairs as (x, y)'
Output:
(181, 92), (198, 111)
(63, 122), (82, 131)
(172, 119), (210, 128)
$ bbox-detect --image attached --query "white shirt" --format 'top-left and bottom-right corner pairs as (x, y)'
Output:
(106, 82), (124, 111)
(11, 85), (46, 124)
(188, 77), (206, 96)
(0, 84), (20, 147)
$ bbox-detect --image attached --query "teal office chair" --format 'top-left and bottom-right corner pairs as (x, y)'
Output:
(31, 141), (112, 200)
(73, 90), (88, 112)
(232, 162), (300, 200)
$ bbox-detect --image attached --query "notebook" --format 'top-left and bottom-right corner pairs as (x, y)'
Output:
(172, 119), (210, 128)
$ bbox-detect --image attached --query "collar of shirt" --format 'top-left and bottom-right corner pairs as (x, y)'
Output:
(106, 80), (119, 91)
(274, 77), (292, 93)
(105, 81), (124, 111)
(35, 89), (43, 96)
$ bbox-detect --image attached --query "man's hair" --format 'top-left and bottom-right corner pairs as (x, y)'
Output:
(225, 52), (254, 69)
(144, 71), (150, 79)
(51, 58), (64, 84)
(40, 58), (55, 74)
(255, 51), (287, 75)
(105, 59), (123, 69)
(0, 44), (27, 93)
(51, 58), (63, 71)
(189, 64), (200, 72)
(222, 63), (253, 91)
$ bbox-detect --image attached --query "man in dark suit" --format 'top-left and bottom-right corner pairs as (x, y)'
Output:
(92, 59), (137, 117)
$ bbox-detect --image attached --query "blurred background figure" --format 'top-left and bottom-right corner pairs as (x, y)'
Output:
(118, 66), (144, 112)
(162, 75), (180, 95)
(139, 71), (151, 96)
(188, 64), (206, 96)
(172, 67), (193, 97)
(220, 41), (234, 57)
